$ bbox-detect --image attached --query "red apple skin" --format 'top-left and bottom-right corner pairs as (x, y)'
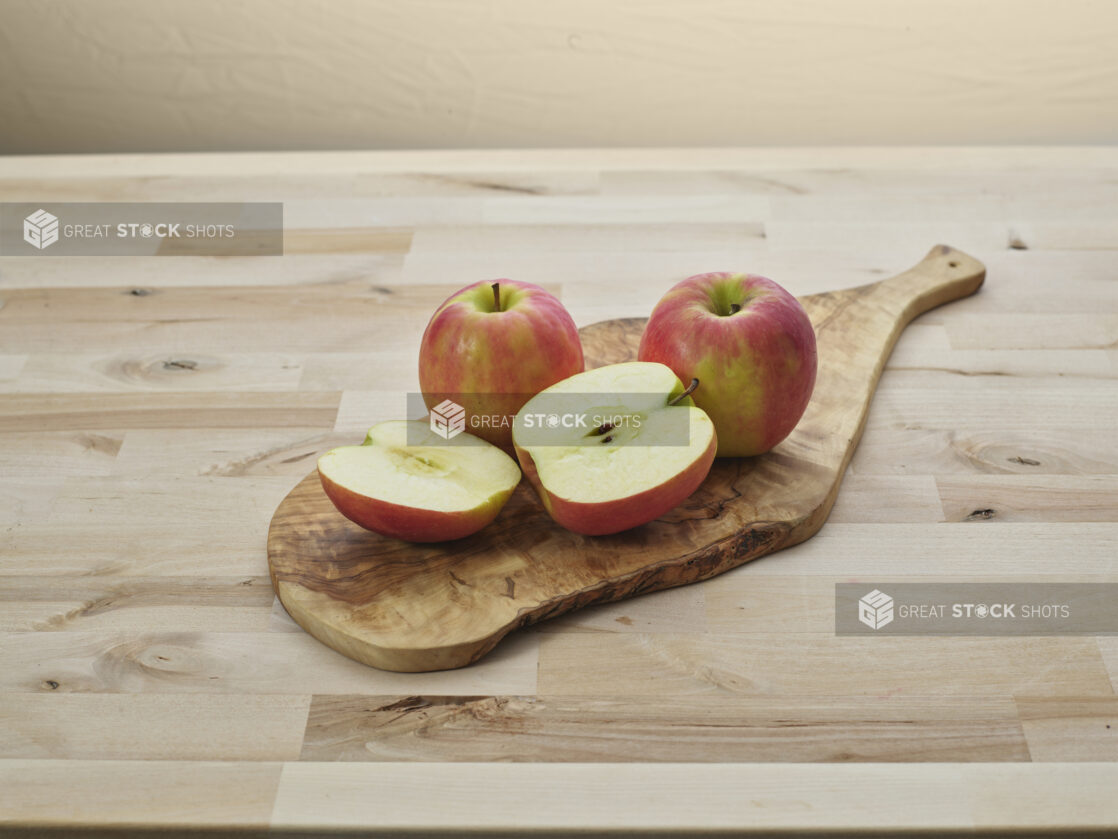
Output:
(514, 433), (717, 536)
(419, 280), (584, 451)
(319, 470), (503, 543)
(638, 273), (817, 457)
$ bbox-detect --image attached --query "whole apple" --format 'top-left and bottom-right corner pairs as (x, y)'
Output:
(638, 272), (817, 457)
(419, 279), (584, 450)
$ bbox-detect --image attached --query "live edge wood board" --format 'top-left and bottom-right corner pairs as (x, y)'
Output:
(268, 244), (985, 672)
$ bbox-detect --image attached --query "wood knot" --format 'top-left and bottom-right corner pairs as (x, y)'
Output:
(375, 695), (431, 713)
(43, 680), (60, 690)
(127, 288), (155, 296)
(966, 508), (997, 521)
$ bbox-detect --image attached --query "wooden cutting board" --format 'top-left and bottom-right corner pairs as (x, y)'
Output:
(268, 244), (985, 672)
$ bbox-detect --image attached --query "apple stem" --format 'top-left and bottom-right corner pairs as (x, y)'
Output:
(667, 378), (700, 406)
(492, 282), (501, 312)
(729, 303), (741, 314)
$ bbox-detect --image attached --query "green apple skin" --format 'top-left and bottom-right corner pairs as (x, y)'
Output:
(419, 279), (584, 451)
(638, 272), (817, 457)
(318, 421), (521, 543)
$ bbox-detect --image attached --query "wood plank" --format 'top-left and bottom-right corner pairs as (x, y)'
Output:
(0, 759), (282, 829)
(864, 379), (1118, 432)
(295, 352), (420, 391)
(0, 354), (26, 380)
(481, 194), (771, 225)
(411, 222), (764, 252)
(0, 284), (435, 353)
(299, 693), (1027, 763)
(0, 392), (340, 432)
(714, 522), (1118, 576)
(849, 426), (1118, 476)
(1015, 696), (1118, 761)
(826, 475), (944, 523)
(770, 193), (1010, 223)
(528, 583), (707, 635)
(271, 761), (1118, 833)
(0, 694), (310, 760)
(42, 476), (296, 529)
(971, 764), (1118, 829)
(0, 171), (598, 201)
(0, 576), (273, 632)
(0, 630), (538, 695)
(3, 147), (1116, 179)
(0, 252), (404, 289)
(764, 221), (1010, 258)
(944, 313), (1118, 350)
(0, 522), (276, 577)
(1098, 637), (1118, 693)
(537, 633), (1114, 697)
(703, 574), (1118, 635)
(0, 431), (123, 477)
(599, 167), (1118, 202)
(111, 428), (352, 478)
(1011, 221), (1118, 250)
(886, 348), (1114, 379)
(0, 352), (305, 394)
(937, 475), (1118, 523)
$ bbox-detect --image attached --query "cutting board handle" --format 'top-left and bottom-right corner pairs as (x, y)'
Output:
(877, 244), (986, 324)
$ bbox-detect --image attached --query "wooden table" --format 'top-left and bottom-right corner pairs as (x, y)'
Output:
(1, 147), (1116, 837)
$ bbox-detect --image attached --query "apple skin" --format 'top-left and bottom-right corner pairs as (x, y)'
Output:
(514, 432), (716, 536)
(638, 272), (817, 457)
(419, 279), (584, 451)
(317, 421), (521, 543)
(319, 471), (503, 543)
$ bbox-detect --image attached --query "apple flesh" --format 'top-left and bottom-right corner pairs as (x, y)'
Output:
(638, 272), (817, 457)
(419, 279), (584, 451)
(513, 362), (716, 536)
(318, 421), (521, 542)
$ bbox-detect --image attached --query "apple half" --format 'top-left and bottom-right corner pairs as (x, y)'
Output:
(318, 420), (521, 542)
(513, 362), (717, 536)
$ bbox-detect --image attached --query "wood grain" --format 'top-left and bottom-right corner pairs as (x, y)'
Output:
(268, 245), (985, 672)
(299, 693), (1029, 763)
(536, 634), (1114, 697)
(4, 147), (1118, 835)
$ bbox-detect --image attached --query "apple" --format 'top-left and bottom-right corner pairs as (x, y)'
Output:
(318, 420), (521, 542)
(512, 361), (716, 536)
(638, 272), (817, 457)
(419, 279), (584, 451)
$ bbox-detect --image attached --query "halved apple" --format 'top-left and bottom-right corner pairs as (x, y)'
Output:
(318, 420), (521, 542)
(512, 362), (717, 536)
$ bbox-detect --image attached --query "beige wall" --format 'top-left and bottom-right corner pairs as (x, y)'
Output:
(1, 0), (1116, 154)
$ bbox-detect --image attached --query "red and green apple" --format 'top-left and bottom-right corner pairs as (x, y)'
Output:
(638, 272), (816, 457)
(419, 280), (584, 451)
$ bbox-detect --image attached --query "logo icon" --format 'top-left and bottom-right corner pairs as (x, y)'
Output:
(858, 589), (894, 630)
(24, 209), (59, 250)
(430, 399), (466, 440)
